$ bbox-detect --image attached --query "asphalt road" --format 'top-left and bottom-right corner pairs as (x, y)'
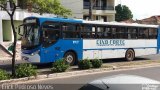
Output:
(14, 65), (160, 90)
(1, 54), (160, 90)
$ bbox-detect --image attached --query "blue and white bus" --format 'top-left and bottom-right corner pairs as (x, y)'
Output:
(18, 17), (160, 65)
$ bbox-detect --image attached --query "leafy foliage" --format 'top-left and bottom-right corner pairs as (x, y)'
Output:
(0, 0), (6, 5)
(15, 63), (37, 78)
(91, 59), (103, 68)
(51, 59), (70, 73)
(0, 0), (72, 17)
(0, 69), (10, 80)
(28, 0), (71, 17)
(115, 4), (133, 21)
(78, 59), (92, 70)
(0, 0), (16, 7)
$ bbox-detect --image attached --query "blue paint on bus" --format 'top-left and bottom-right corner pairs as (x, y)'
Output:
(28, 17), (82, 25)
(40, 39), (83, 63)
(157, 27), (160, 54)
(21, 17), (83, 63)
(22, 47), (40, 54)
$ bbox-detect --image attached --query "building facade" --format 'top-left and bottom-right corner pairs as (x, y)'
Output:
(61, 0), (116, 22)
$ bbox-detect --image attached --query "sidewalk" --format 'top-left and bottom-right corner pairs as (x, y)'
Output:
(0, 41), (21, 63)
(1, 60), (160, 85)
(0, 57), (26, 65)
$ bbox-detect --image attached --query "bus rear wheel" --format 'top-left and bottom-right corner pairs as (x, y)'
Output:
(64, 52), (76, 66)
(125, 49), (135, 61)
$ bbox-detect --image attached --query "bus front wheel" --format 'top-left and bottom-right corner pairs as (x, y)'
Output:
(64, 52), (76, 65)
(125, 49), (135, 61)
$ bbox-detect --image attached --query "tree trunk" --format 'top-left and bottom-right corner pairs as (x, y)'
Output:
(10, 15), (17, 77)
(89, 0), (93, 20)
(0, 0), (17, 77)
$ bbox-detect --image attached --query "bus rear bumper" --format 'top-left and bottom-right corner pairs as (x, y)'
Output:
(21, 53), (40, 63)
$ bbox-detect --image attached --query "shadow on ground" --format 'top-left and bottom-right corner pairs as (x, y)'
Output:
(102, 57), (149, 63)
(0, 55), (156, 73)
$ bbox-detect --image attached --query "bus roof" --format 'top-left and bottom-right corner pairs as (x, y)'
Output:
(25, 17), (159, 28)
(83, 20), (159, 28)
(25, 16), (83, 24)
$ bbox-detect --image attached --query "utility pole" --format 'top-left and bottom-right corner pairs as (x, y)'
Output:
(89, 0), (93, 20)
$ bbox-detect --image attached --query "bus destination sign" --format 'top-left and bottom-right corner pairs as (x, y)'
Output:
(25, 19), (37, 24)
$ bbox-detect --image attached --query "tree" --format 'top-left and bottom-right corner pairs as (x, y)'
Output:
(89, 0), (97, 20)
(20, 0), (72, 17)
(0, 0), (71, 76)
(0, 0), (17, 76)
(115, 4), (133, 22)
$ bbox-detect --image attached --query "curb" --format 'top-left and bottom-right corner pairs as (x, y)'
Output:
(0, 63), (160, 84)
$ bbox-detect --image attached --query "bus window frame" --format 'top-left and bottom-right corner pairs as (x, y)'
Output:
(61, 22), (81, 39)
(40, 21), (61, 48)
(148, 28), (158, 39)
(80, 24), (96, 39)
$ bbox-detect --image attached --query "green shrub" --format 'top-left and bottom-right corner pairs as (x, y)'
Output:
(15, 63), (37, 78)
(91, 59), (103, 68)
(0, 69), (10, 80)
(51, 59), (70, 73)
(78, 59), (92, 70)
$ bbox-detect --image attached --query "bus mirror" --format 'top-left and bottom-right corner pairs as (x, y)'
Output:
(18, 25), (23, 36)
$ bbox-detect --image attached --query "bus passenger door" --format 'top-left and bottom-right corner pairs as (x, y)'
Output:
(41, 21), (61, 63)
(41, 47), (53, 63)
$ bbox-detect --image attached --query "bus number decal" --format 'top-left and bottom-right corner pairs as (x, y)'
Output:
(73, 41), (79, 44)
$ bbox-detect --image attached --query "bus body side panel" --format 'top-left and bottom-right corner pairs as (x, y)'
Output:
(83, 39), (157, 60)
(21, 47), (41, 63)
(157, 27), (160, 54)
(40, 39), (83, 63)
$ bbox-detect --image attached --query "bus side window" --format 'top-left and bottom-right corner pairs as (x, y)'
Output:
(149, 28), (157, 39)
(97, 26), (105, 39)
(81, 25), (93, 39)
(127, 27), (137, 39)
(62, 23), (79, 39)
(75, 25), (81, 38)
(112, 28), (116, 39)
(104, 27), (112, 39)
(138, 28), (149, 39)
(41, 21), (61, 47)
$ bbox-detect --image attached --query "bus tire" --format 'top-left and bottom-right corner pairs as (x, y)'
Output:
(64, 52), (76, 66)
(125, 49), (135, 61)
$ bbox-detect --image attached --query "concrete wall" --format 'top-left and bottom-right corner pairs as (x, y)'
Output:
(14, 20), (23, 40)
(107, 0), (115, 7)
(108, 15), (115, 21)
(92, 15), (115, 22)
(2, 20), (12, 41)
(2, 20), (23, 41)
(61, 0), (83, 19)
(2, 20), (22, 41)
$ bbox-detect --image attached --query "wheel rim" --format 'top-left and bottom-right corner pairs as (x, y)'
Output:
(66, 55), (74, 64)
(127, 51), (133, 60)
